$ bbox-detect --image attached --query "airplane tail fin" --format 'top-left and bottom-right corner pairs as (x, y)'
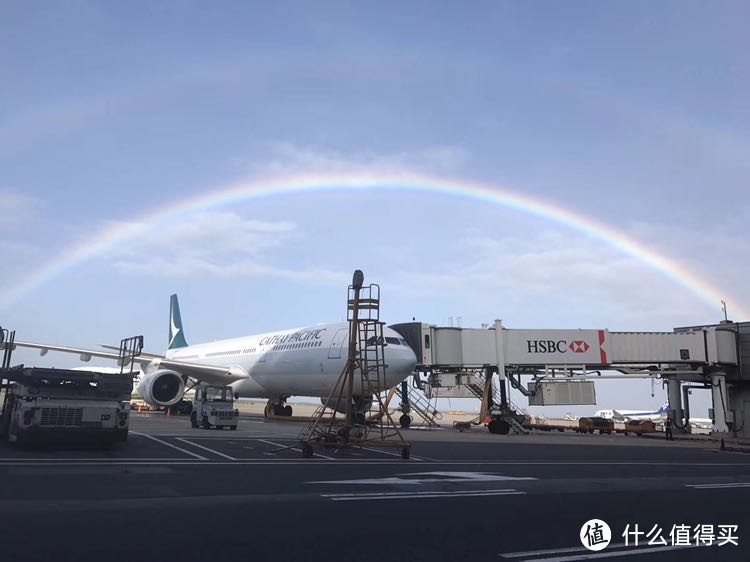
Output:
(168, 294), (188, 350)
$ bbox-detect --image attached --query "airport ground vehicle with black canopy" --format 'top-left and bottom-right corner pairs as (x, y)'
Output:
(0, 330), (141, 446)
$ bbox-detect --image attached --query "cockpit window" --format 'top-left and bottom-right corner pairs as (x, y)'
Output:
(385, 337), (401, 345)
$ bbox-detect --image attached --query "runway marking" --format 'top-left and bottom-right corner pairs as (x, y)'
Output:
(500, 541), (714, 560)
(323, 488), (525, 501)
(310, 471), (537, 485)
(175, 438), (237, 460)
(255, 438), (335, 461)
(685, 482), (750, 489)
(130, 432), (207, 460)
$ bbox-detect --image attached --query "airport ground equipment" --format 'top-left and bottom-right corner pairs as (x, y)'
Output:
(623, 420), (656, 436)
(190, 384), (238, 429)
(296, 271), (410, 459)
(392, 320), (739, 435)
(0, 334), (140, 445)
(389, 378), (442, 428)
(577, 417), (614, 434)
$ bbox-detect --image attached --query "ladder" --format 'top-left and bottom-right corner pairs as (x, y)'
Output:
(297, 271), (410, 458)
(297, 406), (327, 442)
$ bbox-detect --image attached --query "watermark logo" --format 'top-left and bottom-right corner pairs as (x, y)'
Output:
(580, 519), (611, 551)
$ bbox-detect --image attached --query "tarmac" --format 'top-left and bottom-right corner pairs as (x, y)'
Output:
(0, 410), (748, 561)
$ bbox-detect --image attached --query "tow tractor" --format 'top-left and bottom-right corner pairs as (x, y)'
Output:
(190, 384), (238, 430)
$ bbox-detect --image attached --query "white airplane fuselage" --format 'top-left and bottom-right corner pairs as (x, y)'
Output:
(165, 322), (417, 400)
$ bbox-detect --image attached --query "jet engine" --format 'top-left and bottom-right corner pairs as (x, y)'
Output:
(137, 369), (185, 407)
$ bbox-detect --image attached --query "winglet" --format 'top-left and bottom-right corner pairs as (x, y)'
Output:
(168, 294), (188, 350)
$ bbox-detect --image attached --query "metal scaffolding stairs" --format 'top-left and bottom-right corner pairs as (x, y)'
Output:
(467, 372), (529, 435)
(295, 272), (410, 458)
(395, 384), (441, 427)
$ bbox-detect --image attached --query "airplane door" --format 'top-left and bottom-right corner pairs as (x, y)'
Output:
(328, 328), (348, 359)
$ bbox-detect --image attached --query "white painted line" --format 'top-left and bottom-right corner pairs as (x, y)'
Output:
(685, 482), (750, 489)
(0, 458), (180, 461)
(256, 438), (335, 461)
(326, 490), (525, 501)
(130, 432), (207, 460)
(501, 543), (628, 558)
(176, 438), (237, 460)
(130, 434), (300, 439)
(323, 488), (518, 497)
(518, 543), (709, 561)
(310, 471), (537, 485)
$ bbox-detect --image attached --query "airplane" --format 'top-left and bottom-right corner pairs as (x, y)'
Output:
(9, 294), (418, 420)
(595, 403), (669, 422)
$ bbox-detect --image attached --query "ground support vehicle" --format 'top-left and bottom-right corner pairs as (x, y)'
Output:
(190, 384), (238, 430)
(578, 416), (614, 434)
(0, 367), (132, 446)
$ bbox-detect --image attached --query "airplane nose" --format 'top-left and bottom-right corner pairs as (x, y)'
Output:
(384, 346), (417, 387)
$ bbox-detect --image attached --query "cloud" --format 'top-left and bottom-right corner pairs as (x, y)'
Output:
(112, 211), (297, 259)
(382, 226), (721, 327)
(0, 190), (43, 229)
(104, 210), (348, 285)
(237, 142), (470, 178)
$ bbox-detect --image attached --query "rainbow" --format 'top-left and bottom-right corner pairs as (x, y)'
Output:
(2, 170), (746, 318)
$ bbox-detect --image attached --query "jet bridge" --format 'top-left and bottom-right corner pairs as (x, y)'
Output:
(391, 321), (739, 435)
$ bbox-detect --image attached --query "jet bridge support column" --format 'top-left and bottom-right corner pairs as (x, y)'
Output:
(666, 378), (685, 433)
(711, 373), (730, 433)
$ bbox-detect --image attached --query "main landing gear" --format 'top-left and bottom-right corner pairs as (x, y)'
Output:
(264, 399), (293, 418)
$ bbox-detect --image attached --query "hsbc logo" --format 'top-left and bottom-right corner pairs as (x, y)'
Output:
(569, 341), (590, 353)
(526, 339), (592, 354)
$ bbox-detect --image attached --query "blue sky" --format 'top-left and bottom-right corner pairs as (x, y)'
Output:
(2, 1), (748, 415)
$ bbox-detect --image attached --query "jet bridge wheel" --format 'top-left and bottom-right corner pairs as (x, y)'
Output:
(488, 419), (510, 435)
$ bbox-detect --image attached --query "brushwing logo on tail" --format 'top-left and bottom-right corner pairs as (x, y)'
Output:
(168, 294), (188, 349)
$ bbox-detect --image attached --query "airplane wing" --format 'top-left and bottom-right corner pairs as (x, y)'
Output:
(5, 341), (249, 385)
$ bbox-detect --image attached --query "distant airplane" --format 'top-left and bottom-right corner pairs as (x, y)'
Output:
(595, 402), (669, 422)
(11, 294), (418, 418)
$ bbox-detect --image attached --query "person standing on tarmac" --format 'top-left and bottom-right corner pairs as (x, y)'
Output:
(665, 415), (674, 440)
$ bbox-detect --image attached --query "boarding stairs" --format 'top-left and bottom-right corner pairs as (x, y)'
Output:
(395, 384), (442, 427)
(467, 372), (529, 435)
